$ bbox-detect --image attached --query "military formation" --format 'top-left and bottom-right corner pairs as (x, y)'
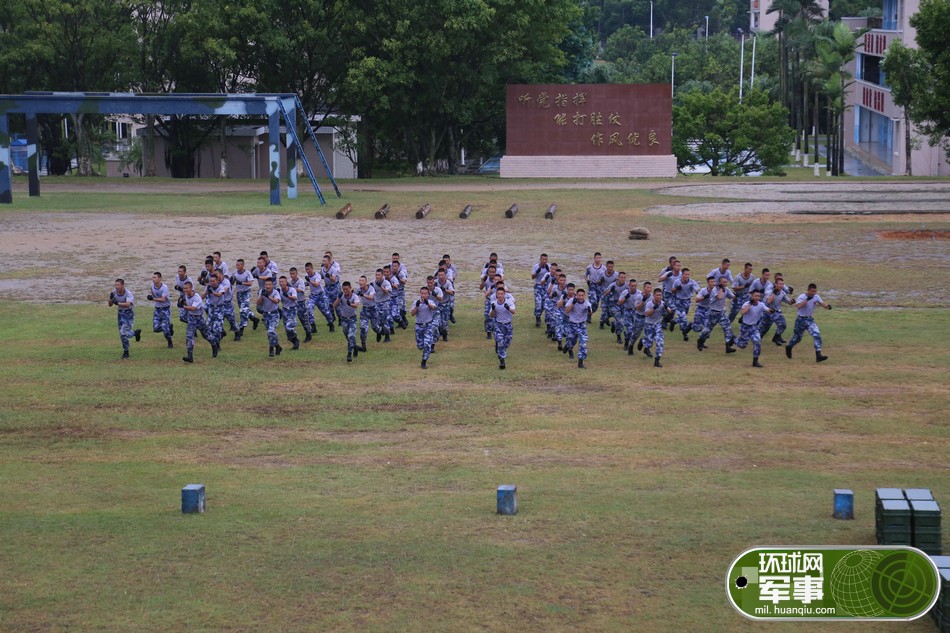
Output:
(108, 250), (831, 369)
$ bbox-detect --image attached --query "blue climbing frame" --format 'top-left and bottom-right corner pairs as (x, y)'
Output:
(0, 92), (341, 205)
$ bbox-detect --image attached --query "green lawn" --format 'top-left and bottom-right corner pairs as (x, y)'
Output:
(0, 298), (947, 632)
(0, 181), (948, 631)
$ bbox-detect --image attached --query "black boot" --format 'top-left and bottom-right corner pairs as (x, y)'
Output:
(234, 329), (240, 341)
(166, 336), (174, 348)
(449, 311), (456, 324)
(442, 330), (448, 342)
(535, 316), (541, 328)
(121, 349), (129, 359)
(627, 343), (634, 356)
(421, 358), (427, 369)
(304, 329), (312, 343)
(269, 346), (275, 357)
(384, 333), (391, 343)
(599, 322), (605, 330)
(251, 316), (260, 330)
(291, 335), (300, 350)
(212, 343), (219, 358)
(361, 343), (367, 352)
(169, 324), (174, 336)
(643, 346), (653, 358)
(636, 338), (643, 351)
(623, 338), (630, 351)
(347, 350), (352, 363)
(682, 330), (689, 342)
(654, 356), (662, 368)
(616, 333), (622, 344)
(182, 352), (193, 363)
(753, 356), (763, 368)
(726, 341), (737, 354)
(816, 350), (828, 363)
(610, 321), (615, 333)
(557, 341), (563, 351)
(499, 357), (505, 370)
(785, 345), (793, 359)
(578, 359), (585, 369)
(486, 331), (492, 339)
(567, 348), (574, 360)
(772, 333), (783, 346)
(697, 336), (706, 352)
(275, 344), (282, 356)
(134, 329), (142, 342)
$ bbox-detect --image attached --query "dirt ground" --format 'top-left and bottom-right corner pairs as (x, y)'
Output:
(1, 178), (948, 305)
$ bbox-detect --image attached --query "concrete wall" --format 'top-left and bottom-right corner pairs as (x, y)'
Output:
(500, 155), (677, 178)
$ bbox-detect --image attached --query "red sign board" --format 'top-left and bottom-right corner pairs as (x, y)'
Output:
(862, 32), (889, 56)
(862, 85), (886, 113)
(506, 84), (672, 156)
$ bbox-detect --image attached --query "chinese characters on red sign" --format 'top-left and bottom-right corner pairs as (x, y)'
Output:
(506, 84), (672, 157)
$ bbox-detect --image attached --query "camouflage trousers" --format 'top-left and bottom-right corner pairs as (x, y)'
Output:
(117, 309), (135, 351)
(415, 321), (437, 361)
(735, 322), (762, 357)
(564, 321), (589, 360)
(642, 322), (665, 357)
(326, 282), (341, 316)
(544, 296), (559, 333)
(691, 305), (710, 333)
(673, 297), (692, 333)
(297, 303), (313, 332)
(533, 285), (546, 318)
(152, 306), (172, 338)
(483, 297), (493, 334)
(340, 316), (357, 352)
(759, 310), (787, 337)
(438, 303), (451, 334)
(599, 298), (615, 325)
(186, 313), (214, 353)
(282, 306), (299, 343)
(360, 305), (379, 343)
(208, 305), (226, 341)
(236, 292), (253, 328)
(262, 311), (280, 347)
(587, 283), (601, 314)
(494, 321), (513, 359)
(700, 310), (735, 344)
(729, 295), (749, 323)
(377, 300), (394, 334)
(788, 316), (822, 352)
(309, 292), (334, 326)
(624, 311), (645, 344)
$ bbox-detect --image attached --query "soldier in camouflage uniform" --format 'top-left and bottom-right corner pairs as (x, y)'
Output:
(288, 267), (314, 342)
(231, 258), (258, 340)
(480, 264), (499, 339)
(356, 275), (377, 353)
(616, 278), (640, 352)
(597, 260), (619, 330)
(786, 283), (831, 363)
(203, 272), (230, 346)
(531, 254), (550, 328)
(383, 265), (404, 333)
(277, 276), (301, 351)
(671, 268), (700, 341)
(735, 289), (772, 367)
(304, 262), (334, 333)
(321, 252), (341, 322)
(642, 288), (672, 367)
(627, 281), (652, 355)
(559, 286), (592, 368)
(410, 286), (439, 369)
(147, 272), (173, 348)
(602, 270), (626, 343)
(109, 278), (141, 359)
(173, 265), (193, 324)
(489, 286), (516, 369)
(760, 276), (795, 345)
(435, 268), (454, 342)
(372, 268), (393, 343)
(333, 281), (361, 362)
(256, 278), (283, 357)
(697, 276), (736, 353)
(180, 281), (218, 363)
(585, 252), (606, 323)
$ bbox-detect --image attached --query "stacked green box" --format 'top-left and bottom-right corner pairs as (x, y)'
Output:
(876, 488), (906, 544)
(910, 499), (942, 555)
(906, 488), (935, 502)
(931, 568), (949, 633)
(876, 498), (912, 545)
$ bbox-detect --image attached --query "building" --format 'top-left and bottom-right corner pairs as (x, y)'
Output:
(103, 119), (357, 180)
(842, 0), (950, 176)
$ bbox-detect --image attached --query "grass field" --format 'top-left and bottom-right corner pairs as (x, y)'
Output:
(0, 178), (948, 631)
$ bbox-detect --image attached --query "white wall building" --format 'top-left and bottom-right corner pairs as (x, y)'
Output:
(842, 0), (950, 176)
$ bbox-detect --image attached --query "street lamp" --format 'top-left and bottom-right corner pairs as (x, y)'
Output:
(671, 52), (678, 98)
(704, 15), (709, 51)
(750, 33), (757, 90)
(650, 1), (654, 38)
(738, 28), (745, 102)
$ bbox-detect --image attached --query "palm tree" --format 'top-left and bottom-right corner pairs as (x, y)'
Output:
(816, 21), (862, 175)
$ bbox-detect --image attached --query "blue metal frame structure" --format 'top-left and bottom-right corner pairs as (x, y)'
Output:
(0, 92), (342, 205)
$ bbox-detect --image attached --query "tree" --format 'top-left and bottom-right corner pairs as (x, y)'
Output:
(909, 0), (950, 159)
(816, 20), (860, 175)
(881, 41), (928, 175)
(672, 87), (794, 175)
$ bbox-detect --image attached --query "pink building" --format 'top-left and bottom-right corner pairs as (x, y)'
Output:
(842, 0), (950, 175)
